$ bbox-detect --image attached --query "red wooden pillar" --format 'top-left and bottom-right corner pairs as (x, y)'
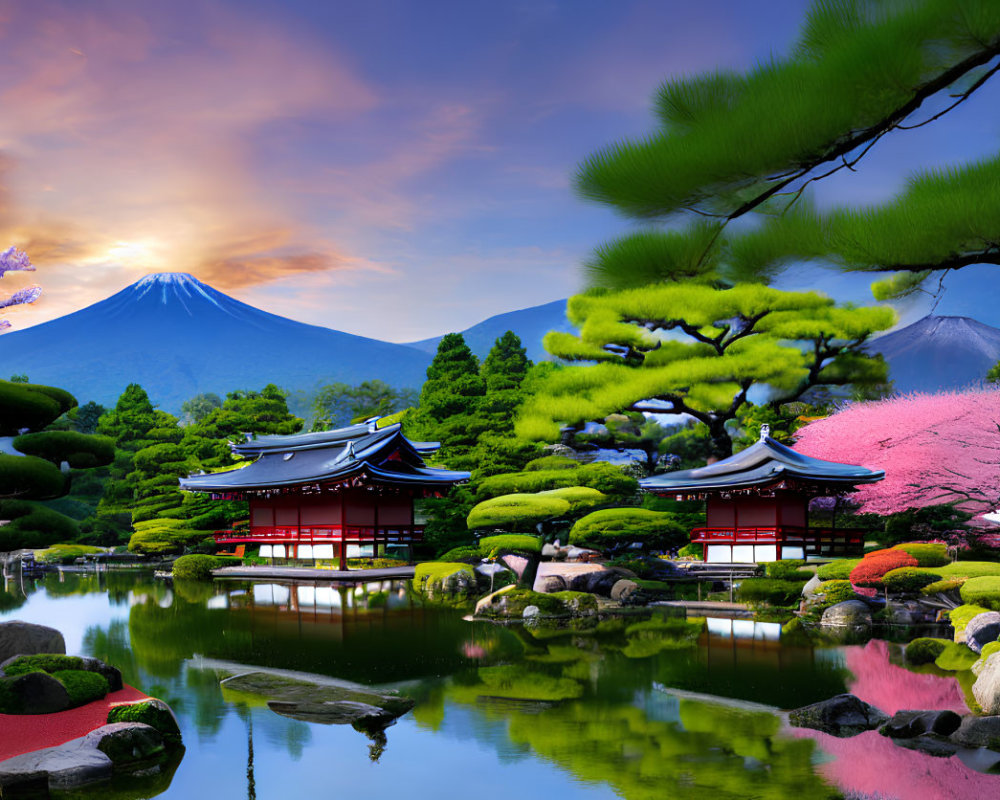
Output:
(339, 490), (348, 572)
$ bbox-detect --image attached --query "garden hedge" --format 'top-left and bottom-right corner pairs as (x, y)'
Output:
(881, 567), (943, 594)
(891, 542), (949, 567)
(569, 508), (687, 551)
(816, 559), (861, 581)
(849, 550), (918, 588)
(959, 576), (1000, 611)
(736, 578), (803, 607)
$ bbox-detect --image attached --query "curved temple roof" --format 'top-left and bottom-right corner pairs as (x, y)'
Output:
(180, 423), (466, 495)
(640, 433), (883, 495)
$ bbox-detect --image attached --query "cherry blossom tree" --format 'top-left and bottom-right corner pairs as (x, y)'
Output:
(794, 389), (1000, 515)
(0, 247), (40, 331)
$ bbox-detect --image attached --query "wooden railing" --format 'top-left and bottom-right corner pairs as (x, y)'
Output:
(214, 525), (424, 545)
(690, 526), (864, 556)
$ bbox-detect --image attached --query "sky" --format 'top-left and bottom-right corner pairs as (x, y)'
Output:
(0, 0), (998, 341)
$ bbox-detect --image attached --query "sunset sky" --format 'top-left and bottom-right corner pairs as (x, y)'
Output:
(0, 0), (998, 341)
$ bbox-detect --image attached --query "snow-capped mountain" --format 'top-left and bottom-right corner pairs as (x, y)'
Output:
(0, 273), (433, 411)
(867, 315), (1000, 393)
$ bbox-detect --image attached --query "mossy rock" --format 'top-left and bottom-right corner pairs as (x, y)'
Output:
(549, 591), (598, 616)
(477, 588), (570, 619)
(107, 699), (182, 744)
(1, 654), (83, 676)
(52, 669), (109, 707)
(905, 637), (949, 666)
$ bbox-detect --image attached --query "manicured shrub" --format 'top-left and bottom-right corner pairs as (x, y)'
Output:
(524, 455), (578, 471)
(736, 579), (803, 607)
(816, 559), (861, 581)
(921, 577), (967, 595)
(891, 542), (949, 567)
(467, 494), (569, 529)
(904, 637), (948, 665)
(569, 508), (687, 552)
(881, 567), (943, 594)
(172, 554), (234, 580)
(52, 670), (109, 707)
(764, 560), (812, 581)
(816, 580), (856, 604)
(36, 544), (104, 564)
(934, 642), (979, 672)
(959, 576), (1000, 611)
(677, 543), (703, 560)
(13, 431), (115, 468)
(0, 499), (79, 552)
(3, 655), (83, 676)
(849, 550), (918, 588)
(107, 700), (181, 742)
(479, 534), (543, 555)
(436, 545), (484, 562)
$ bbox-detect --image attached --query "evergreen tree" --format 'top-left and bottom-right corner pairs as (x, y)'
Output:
(180, 392), (222, 425)
(407, 333), (486, 470)
(310, 380), (417, 431)
(519, 284), (894, 460)
(574, 1), (1000, 297)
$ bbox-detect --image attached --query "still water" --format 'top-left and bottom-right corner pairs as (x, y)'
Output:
(2, 569), (998, 800)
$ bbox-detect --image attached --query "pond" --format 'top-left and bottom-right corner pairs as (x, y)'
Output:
(2, 568), (999, 800)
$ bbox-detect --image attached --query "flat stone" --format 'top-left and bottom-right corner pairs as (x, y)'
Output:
(0, 621), (65, 662)
(0, 741), (113, 791)
(879, 709), (962, 739)
(532, 562), (604, 593)
(966, 612), (1000, 654)
(973, 653), (1000, 715)
(83, 723), (165, 766)
(1, 671), (71, 714)
(893, 732), (962, 758)
(951, 714), (1000, 749)
(820, 600), (872, 629)
(536, 575), (567, 593)
(788, 693), (889, 737)
(268, 699), (397, 728)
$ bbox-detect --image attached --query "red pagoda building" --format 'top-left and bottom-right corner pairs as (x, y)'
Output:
(639, 425), (884, 563)
(179, 421), (469, 570)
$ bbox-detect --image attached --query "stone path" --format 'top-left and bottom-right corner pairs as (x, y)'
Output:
(0, 685), (149, 761)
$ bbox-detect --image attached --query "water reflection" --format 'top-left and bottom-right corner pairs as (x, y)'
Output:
(2, 568), (1000, 799)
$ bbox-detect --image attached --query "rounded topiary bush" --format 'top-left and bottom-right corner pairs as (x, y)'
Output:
(172, 554), (224, 581)
(922, 577), (967, 596)
(816, 580), (856, 604)
(736, 578), (803, 607)
(437, 545), (484, 562)
(905, 637), (949, 665)
(52, 669), (109, 707)
(959, 576), (1000, 611)
(816, 558), (861, 581)
(467, 494), (569, 529)
(849, 550), (918, 588)
(568, 508), (687, 552)
(764, 560), (812, 581)
(478, 534), (542, 555)
(882, 567), (942, 594)
(892, 542), (949, 567)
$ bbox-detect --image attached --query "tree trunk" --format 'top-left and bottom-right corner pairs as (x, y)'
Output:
(707, 421), (733, 461)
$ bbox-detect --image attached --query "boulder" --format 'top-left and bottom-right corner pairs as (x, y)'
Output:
(536, 575), (567, 593)
(819, 600), (872, 629)
(788, 693), (889, 737)
(541, 543), (561, 559)
(500, 555), (530, 580)
(1, 671), (71, 714)
(0, 621), (65, 662)
(83, 723), (165, 766)
(965, 612), (1000, 654)
(522, 605), (540, 619)
(879, 709), (962, 739)
(610, 579), (639, 604)
(569, 570), (620, 596)
(950, 714), (1000, 749)
(80, 657), (124, 693)
(0, 742), (112, 791)
(972, 653), (1000, 715)
(565, 547), (599, 562)
(801, 574), (823, 599)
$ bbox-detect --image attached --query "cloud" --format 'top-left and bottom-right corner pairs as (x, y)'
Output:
(0, 0), (381, 325)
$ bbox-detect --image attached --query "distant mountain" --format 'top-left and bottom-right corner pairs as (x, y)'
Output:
(408, 298), (573, 361)
(867, 315), (1000, 393)
(0, 273), (432, 413)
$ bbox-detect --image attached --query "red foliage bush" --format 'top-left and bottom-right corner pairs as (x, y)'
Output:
(849, 550), (918, 588)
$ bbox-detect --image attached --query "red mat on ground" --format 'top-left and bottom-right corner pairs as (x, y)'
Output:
(0, 685), (150, 761)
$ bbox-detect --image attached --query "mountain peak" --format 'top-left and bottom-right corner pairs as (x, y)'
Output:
(134, 272), (203, 287)
(129, 272), (226, 310)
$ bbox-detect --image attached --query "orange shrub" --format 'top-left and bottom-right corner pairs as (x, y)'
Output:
(849, 550), (918, 588)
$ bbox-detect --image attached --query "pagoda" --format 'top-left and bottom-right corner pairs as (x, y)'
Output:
(639, 425), (883, 563)
(179, 421), (469, 570)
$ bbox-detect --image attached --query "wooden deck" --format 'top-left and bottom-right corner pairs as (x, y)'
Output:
(212, 565), (416, 582)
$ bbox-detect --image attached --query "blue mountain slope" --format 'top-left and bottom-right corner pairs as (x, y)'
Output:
(867, 315), (1000, 393)
(408, 298), (573, 361)
(0, 273), (432, 412)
